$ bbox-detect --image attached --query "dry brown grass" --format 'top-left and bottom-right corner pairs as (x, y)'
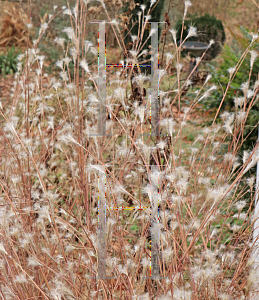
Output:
(0, 0), (259, 299)
(0, 1), (32, 47)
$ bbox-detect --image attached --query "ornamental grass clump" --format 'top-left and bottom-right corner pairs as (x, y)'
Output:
(0, 0), (259, 299)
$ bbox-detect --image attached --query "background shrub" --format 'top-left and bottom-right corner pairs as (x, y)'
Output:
(175, 13), (226, 60)
(0, 46), (19, 76)
(202, 26), (259, 154)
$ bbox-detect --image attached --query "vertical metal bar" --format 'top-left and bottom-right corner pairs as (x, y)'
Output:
(97, 166), (106, 279)
(151, 22), (159, 137)
(254, 126), (259, 268)
(98, 22), (106, 137)
(150, 165), (159, 279)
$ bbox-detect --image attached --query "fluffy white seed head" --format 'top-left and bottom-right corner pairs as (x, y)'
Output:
(227, 67), (236, 78)
(186, 26), (197, 39)
(149, 28), (157, 37)
(241, 81), (249, 97)
(169, 29), (177, 45)
(209, 39), (215, 46)
(250, 50), (258, 68)
(237, 111), (246, 125)
(251, 33), (258, 43)
(247, 176), (255, 190)
(150, 0), (157, 7)
(184, 0), (192, 18)
(140, 4), (146, 12)
(80, 60), (90, 73)
(0, 243), (7, 255)
(39, 23), (48, 35)
(234, 96), (245, 108)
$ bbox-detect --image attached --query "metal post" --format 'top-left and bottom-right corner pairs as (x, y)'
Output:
(151, 22), (159, 137)
(98, 22), (106, 137)
(150, 165), (160, 279)
(253, 125), (259, 268)
(97, 166), (106, 279)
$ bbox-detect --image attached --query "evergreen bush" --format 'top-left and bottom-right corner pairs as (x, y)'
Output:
(202, 26), (259, 154)
(175, 13), (226, 60)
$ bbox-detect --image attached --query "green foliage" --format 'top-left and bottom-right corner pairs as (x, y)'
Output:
(187, 132), (195, 142)
(0, 46), (20, 76)
(202, 27), (259, 155)
(175, 13), (226, 60)
(203, 43), (246, 111)
(35, 1), (76, 73)
(130, 224), (139, 231)
(200, 27), (259, 199)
